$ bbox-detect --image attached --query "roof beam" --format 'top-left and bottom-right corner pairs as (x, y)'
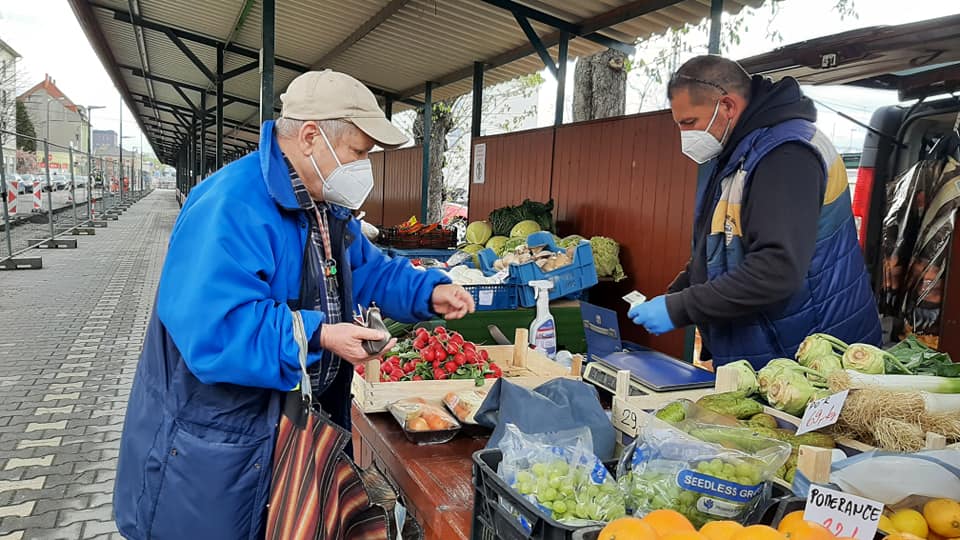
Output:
(481, 0), (635, 55)
(163, 28), (217, 84)
(309, 0), (412, 69)
(119, 64), (262, 109)
(222, 60), (259, 81)
(513, 12), (557, 77)
(398, 0), (681, 98)
(132, 95), (261, 135)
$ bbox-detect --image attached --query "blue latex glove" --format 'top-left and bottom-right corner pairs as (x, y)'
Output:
(628, 295), (676, 335)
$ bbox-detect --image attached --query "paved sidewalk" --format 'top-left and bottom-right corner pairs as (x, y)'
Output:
(0, 190), (178, 539)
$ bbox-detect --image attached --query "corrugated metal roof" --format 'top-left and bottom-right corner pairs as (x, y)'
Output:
(71, 0), (762, 164)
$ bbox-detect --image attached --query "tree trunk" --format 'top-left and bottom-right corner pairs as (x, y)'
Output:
(413, 101), (454, 223)
(572, 49), (628, 122)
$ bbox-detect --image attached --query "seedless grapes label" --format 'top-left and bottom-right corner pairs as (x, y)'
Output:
(676, 470), (763, 504)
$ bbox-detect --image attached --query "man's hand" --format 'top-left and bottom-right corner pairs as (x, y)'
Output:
(628, 295), (676, 335)
(431, 284), (475, 320)
(319, 323), (397, 366)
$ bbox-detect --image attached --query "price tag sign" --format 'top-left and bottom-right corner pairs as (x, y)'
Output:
(796, 389), (848, 435)
(803, 484), (883, 540)
(478, 289), (494, 306)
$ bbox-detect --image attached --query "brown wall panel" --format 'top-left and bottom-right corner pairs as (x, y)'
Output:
(382, 145), (423, 226)
(360, 151), (386, 226)
(468, 128), (554, 222)
(550, 111), (698, 358)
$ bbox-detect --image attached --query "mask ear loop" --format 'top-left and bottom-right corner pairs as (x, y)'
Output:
(308, 124), (343, 184)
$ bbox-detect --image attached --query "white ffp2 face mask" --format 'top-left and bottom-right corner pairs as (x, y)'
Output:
(308, 127), (374, 210)
(680, 100), (731, 164)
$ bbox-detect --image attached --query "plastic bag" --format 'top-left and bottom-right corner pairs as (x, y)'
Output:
(617, 415), (791, 528)
(792, 449), (960, 507)
(387, 398), (460, 445)
(497, 423), (625, 527)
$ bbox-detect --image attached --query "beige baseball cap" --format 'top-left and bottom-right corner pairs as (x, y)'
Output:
(279, 70), (408, 148)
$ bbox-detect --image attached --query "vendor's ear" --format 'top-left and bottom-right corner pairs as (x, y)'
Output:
(297, 121), (322, 156)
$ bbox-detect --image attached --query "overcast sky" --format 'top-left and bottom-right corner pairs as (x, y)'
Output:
(1, 0), (958, 160)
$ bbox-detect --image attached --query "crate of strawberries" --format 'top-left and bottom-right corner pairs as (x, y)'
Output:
(352, 326), (579, 413)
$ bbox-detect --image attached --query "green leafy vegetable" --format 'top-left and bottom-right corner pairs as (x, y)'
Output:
(589, 236), (626, 282)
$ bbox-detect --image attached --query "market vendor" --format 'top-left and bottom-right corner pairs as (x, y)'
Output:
(628, 55), (881, 369)
(114, 70), (475, 538)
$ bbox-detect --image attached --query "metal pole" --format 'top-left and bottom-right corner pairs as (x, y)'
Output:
(216, 45), (224, 169)
(140, 132), (144, 193)
(200, 91), (207, 178)
(708, 0), (723, 54)
(0, 148), (12, 257)
(260, 0), (276, 124)
(384, 98), (393, 121)
(420, 81), (433, 222)
(472, 62), (484, 138)
(119, 95), (124, 202)
(44, 140), (55, 239)
(69, 145), (78, 227)
(555, 32), (569, 127)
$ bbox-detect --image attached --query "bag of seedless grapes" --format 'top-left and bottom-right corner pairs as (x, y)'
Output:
(497, 423), (625, 529)
(617, 415), (790, 528)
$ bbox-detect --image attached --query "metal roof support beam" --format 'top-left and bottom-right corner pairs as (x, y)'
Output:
(223, 60), (259, 81)
(420, 81), (432, 222)
(398, 0), (681, 98)
(555, 32), (568, 126)
(164, 28), (216, 84)
(260, 0), (276, 124)
(121, 65), (261, 109)
(482, 0), (634, 55)
(384, 98), (393, 120)
(514, 13), (557, 77)
(200, 91), (207, 178)
(471, 62), (483, 138)
(310, 0), (412, 69)
(708, 0), (723, 54)
(216, 46), (224, 169)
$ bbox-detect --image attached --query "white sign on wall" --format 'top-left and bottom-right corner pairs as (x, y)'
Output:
(472, 143), (486, 184)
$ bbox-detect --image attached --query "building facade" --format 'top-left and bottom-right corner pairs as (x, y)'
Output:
(18, 74), (89, 171)
(0, 38), (19, 176)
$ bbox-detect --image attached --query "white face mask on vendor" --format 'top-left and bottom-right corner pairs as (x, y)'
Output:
(308, 127), (374, 210)
(680, 100), (731, 164)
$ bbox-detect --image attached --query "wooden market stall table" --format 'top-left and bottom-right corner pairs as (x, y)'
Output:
(352, 404), (486, 540)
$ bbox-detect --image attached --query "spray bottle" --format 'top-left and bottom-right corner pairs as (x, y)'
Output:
(527, 280), (557, 359)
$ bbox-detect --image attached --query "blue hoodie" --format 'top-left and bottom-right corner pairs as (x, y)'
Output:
(114, 122), (450, 539)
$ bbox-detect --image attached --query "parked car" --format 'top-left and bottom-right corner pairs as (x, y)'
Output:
(19, 174), (35, 193)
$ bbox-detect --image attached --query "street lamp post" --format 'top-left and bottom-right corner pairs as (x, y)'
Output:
(86, 105), (104, 221)
(121, 134), (133, 201)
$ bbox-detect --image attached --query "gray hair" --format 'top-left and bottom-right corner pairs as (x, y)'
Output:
(274, 118), (358, 142)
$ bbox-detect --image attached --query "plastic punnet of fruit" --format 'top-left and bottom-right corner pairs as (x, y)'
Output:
(498, 423), (626, 530)
(387, 398), (461, 445)
(616, 416), (791, 528)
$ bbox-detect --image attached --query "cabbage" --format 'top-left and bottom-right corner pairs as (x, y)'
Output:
(589, 236), (626, 282)
(503, 237), (526, 254)
(485, 235), (509, 256)
(466, 221), (493, 245)
(510, 220), (541, 238)
(558, 235), (585, 249)
(459, 243), (485, 267)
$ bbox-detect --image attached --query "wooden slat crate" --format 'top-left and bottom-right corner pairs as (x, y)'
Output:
(352, 328), (581, 413)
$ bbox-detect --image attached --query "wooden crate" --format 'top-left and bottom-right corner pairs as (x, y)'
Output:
(351, 328), (581, 413)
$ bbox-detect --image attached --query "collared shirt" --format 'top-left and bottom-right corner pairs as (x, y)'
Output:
(285, 158), (342, 395)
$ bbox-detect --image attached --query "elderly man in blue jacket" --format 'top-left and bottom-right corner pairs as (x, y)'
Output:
(114, 70), (475, 539)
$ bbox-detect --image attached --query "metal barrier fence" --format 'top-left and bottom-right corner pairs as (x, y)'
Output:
(0, 128), (152, 270)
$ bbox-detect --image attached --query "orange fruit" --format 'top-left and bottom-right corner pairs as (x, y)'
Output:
(662, 533), (707, 540)
(642, 509), (696, 536)
(781, 521), (834, 540)
(701, 520), (744, 540)
(729, 524), (785, 540)
(777, 511), (807, 534)
(597, 517), (659, 540)
(406, 416), (428, 431)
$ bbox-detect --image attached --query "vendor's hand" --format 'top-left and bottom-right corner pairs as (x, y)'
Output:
(431, 284), (475, 320)
(628, 295), (676, 335)
(319, 323), (397, 366)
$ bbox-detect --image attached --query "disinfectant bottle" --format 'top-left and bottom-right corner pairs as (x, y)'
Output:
(527, 280), (557, 359)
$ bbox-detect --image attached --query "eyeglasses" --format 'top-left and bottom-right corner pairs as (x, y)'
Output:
(670, 74), (728, 96)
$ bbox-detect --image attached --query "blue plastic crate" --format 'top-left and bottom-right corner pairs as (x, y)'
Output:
(464, 283), (519, 311)
(512, 233), (598, 307)
(384, 247), (458, 261)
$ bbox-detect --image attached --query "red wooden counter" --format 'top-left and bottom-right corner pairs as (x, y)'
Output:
(351, 403), (487, 540)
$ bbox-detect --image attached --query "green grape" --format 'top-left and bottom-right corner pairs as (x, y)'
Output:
(516, 470), (534, 484)
(586, 484), (600, 498)
(548, 475), (563, 489)
(541, 487), (558, 502)
(540, 500), (553, 511)
(552, 500), (567, 514)
(517, 481), (533, 495)
(531, 463), (548, 476)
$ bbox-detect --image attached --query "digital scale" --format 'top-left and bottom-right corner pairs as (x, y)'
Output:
(580, 303), (715, 396)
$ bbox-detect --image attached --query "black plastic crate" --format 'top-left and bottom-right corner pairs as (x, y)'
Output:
(471, 449), (611, 540)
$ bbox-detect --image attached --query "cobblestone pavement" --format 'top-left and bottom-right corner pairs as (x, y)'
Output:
(0, 189), (178, 539)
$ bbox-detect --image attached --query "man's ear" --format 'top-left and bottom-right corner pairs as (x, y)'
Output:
(298, 121), (320, 155)
(719, 95), (738, 120)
